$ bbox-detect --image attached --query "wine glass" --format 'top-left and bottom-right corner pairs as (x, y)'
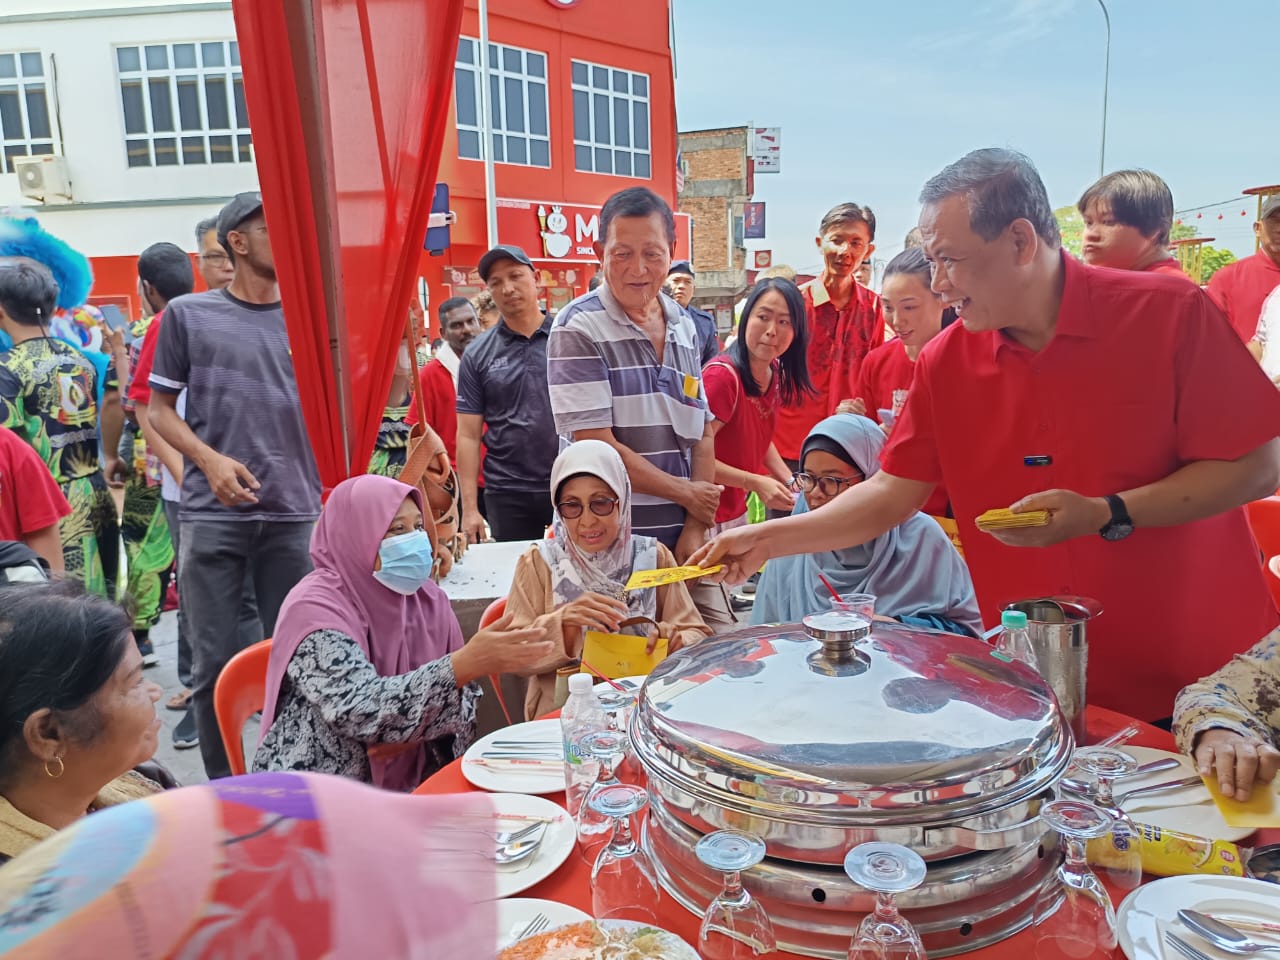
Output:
(843, 842), (927, 960)
(576, 730), (628, 859)
(596, 687), (637, 733)
(1067, 747), (1142, 891)
(1033, 799), (1119, 960)
(589, 783), (660, 924)
(696, 830), (776, 958)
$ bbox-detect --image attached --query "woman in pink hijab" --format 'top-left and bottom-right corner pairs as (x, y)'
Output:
(253, 475), (551, 791)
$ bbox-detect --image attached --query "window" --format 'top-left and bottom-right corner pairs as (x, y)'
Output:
(0, 52), (56, 174)
(570, 60), (650, 178)
(453, 37), (549, 167)
(114, 40), (251, 168)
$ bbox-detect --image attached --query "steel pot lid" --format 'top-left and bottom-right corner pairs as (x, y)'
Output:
(631, 617), (1073, 828)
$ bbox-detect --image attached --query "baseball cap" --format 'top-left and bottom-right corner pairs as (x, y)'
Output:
(1261, 195), (1280, 221)
(478, 244), (534, 282)
(668, 260), (696, 278)
(216, 191), (264, 247)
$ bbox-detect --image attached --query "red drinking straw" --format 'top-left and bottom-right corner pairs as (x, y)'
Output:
(818, 573), (842, 604)
(579, 658), (627, 692)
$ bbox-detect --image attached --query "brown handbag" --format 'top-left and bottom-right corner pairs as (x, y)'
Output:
(399, 311), (466, 581)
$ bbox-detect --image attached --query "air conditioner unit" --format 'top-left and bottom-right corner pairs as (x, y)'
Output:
(14, 155), (73, 204)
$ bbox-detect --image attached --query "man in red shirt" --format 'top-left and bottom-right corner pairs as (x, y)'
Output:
(408, 296), (481, 466)
(1077, 169), (1190, 280)
(695, 148), (1280, 723)
(0, 425), (70, 572)
(772, 203), (884, 474)
(1208, 196), (1280, 342)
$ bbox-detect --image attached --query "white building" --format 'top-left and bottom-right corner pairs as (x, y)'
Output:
(0, 0), (254, 308)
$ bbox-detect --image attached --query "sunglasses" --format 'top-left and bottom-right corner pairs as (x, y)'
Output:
(789, 472), (863, 497)
(556, 496), (619, 520)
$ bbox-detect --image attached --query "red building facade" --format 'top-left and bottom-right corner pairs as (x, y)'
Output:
(420, 0), (683, 331)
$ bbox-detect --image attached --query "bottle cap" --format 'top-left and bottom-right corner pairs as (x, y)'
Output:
(568, 673), (593, 694)
(1001, 610), (1028, 629)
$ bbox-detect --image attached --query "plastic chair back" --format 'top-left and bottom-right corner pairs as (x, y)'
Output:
(1245, 497), (1280, 610)
(213, 638), (273, 776)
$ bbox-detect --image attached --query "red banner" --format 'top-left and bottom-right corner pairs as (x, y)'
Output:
(231, 0), (464, 488)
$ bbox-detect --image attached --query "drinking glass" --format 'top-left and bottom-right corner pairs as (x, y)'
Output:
(834, 593), (876, 621)
(576, 730), (628, 859)
(696, 830), (776, 958)
(1067, 747), (1142, 891)
(596, 687), (637, 733)
(1033, 799), (1119, 960)
(589, 783), (660, 924)
(843, 842), (927, 960)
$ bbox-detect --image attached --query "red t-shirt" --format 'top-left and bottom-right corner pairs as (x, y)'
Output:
(703, 358), (780, 523)
(407, 359), (459, 465)
(128, 312), (164, 407)
(1207, 250), (1280, 342)
(1142, 258), (1192, 281)
(0, 426), (70, 542)
(773, 277), (884, 460)
(882, 251), (1280, 721)
(854, 338), (949, 517)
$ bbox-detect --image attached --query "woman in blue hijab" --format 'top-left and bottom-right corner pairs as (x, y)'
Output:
(752, 414), (982, 636)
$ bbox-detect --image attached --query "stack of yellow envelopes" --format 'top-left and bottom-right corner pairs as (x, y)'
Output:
(975, 508), (1051, 532)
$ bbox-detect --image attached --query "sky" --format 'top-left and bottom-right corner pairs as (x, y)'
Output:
(671, 0), (1279, 274)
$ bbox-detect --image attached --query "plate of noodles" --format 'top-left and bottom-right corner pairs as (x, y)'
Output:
(496, 918), (698, 959)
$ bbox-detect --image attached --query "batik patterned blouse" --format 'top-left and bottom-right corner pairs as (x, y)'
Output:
(1173, 626), (1280, 752)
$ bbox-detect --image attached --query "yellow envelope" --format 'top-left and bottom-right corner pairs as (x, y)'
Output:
(1201, 774), (1280, 829)
(581, 630), (669, 679)
(625, 564), (723, 590)
(975, 508), (1051, 530)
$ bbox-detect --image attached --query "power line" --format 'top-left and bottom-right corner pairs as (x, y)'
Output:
(1175, 197), (1252, 216)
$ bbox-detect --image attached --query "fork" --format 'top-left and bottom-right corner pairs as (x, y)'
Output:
(494, 821), (546, 845)
(514, 912), (549, 941)
(1167, 930), (1215, 960)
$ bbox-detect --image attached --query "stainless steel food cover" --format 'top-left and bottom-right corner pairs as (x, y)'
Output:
(631, 614), (1074, 832)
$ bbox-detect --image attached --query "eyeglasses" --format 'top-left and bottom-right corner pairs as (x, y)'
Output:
(199, 252), (230, 264)
(557, 496), (619, 520)
(789, 472), (863, 497)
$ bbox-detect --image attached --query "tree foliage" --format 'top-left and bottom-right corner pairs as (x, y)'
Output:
(1054, 206), (1083, 257)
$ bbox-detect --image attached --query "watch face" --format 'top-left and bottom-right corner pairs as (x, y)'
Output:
(1102, 522), (1134, 542)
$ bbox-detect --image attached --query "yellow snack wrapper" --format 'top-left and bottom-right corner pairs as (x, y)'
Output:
(581, 630), (669, 678)
(625, 564), (724, 590)
(1201, 773), (1280, 829)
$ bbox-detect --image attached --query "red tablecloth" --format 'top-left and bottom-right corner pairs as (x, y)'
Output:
(416, 707), (1268, 959)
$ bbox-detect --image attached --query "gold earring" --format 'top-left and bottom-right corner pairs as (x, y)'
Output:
(44, 756), (65, 779)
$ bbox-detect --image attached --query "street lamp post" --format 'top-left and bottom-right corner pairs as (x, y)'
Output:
(1095, 0), (1111, 177)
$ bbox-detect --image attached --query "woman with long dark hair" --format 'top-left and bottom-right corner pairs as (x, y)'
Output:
(703, 277), (814, 531)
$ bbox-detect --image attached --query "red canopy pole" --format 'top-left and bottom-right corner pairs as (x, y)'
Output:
(231, 0), (464, 489)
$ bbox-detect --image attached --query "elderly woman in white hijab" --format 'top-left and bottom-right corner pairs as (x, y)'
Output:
(753, 414), (982, 636)
(506, 440), (711, 719)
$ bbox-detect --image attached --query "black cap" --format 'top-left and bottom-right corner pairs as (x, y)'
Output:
(668, 260), (695, 278)
(1262, 196), (1280, 221)
(478, 244), (535, 282)
(216, 191), (264, 247)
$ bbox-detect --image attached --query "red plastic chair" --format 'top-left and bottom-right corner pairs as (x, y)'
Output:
(213, 638), (273, 777)
(479, 597), (515, 725)
(1245, 497), (1280, 610)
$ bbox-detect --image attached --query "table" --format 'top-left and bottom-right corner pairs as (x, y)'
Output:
(416, 707), (1275, 959)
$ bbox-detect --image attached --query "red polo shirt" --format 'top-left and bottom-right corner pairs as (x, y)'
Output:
(1207, 250), (1280, 342)
(1142, 258), (1192, 281)
(703, 357), (781, 523)
(0, 426), (70, 542)
(773, 277), (884, 460)
(407, 358), (459, 465)
(854, 338), (949, 517)
(127, 312), (163, 407)
(882, 252), (1280, 721)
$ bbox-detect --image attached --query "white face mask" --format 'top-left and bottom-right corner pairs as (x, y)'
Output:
(372, 530), (434, 595)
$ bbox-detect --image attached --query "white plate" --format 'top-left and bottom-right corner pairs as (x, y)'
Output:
(488, 792), (576, 899)
(600, 919), (698, 958)
(1117, 874), (1280, 960)
(1117, 747), (1254, 843)
(496, 898), (591, 949)
(464, 718), (564, 795)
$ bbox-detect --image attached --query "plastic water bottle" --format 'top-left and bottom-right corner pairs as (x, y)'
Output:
(561, 674), (605, 818)
(995, 609), (1039, 671)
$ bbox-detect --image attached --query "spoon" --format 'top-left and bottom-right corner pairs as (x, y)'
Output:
(1178, 910), (1280, 955)
(494, 835), (543, 865)
(1113, 774), (1203, 807)
(1059, 757), (1182, 796)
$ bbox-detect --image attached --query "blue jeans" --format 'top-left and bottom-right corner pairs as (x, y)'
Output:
(179, 518), (314, 779)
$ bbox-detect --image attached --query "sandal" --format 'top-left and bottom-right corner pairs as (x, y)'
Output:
(166, 689), (193, 711)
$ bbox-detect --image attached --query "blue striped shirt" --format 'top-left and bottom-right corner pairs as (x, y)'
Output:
(548, 285), (711, 548)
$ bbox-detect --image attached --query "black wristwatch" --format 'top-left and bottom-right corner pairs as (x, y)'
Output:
(1099, 494), (1134, 542)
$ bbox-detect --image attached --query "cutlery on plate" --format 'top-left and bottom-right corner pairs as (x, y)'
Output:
(514, 913), (550, 941)
(1059, 757), (1182, 795)
(494, 821), (547, 845)
(1114, 775), (1203, 807)
(1206, 918), (1280, 937)
(494, 835), (543, 865)
(1179, 910), (1280, 955)
(468, 759), (563, 775)
(1168, 930), (1217, 960)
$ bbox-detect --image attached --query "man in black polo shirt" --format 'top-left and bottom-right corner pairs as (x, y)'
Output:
(457, 245), (558, 542)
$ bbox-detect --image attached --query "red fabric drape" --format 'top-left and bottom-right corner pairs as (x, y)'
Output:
(231, 0), (464, 489)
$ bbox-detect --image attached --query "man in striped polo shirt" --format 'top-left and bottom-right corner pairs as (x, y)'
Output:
(548, 187), (731, 626)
